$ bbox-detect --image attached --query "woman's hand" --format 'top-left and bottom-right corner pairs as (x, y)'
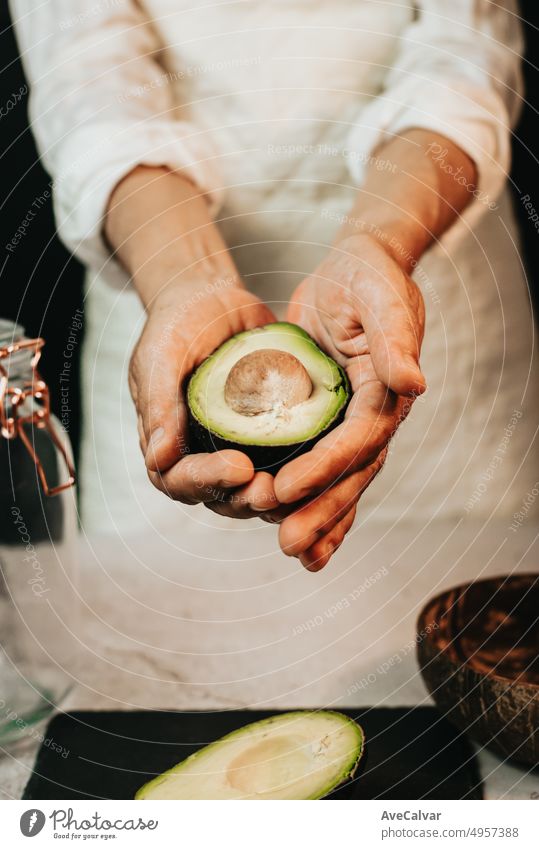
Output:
(106, 166), (279, 517)
(262, 128), (476, 570)
(130, 281), (279, 517)
(263, 232), (426, 569)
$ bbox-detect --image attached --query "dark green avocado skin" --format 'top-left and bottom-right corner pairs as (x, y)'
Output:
(187, 401), (348, 474)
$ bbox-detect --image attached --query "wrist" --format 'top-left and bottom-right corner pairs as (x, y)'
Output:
(105, 165), (241, 308)
(333, 194), (434, 273)
(334, 130), (476, 272)
(143, 260), (243, 316)
(334, 219), (428, 274)
(105, 166), (201, 259)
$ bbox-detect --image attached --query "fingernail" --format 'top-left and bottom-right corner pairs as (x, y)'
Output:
(407, 358), (426, 384)
(412, 375), (427, 396)
(251, 499), (275, 513)
(400, 361), (426, 397)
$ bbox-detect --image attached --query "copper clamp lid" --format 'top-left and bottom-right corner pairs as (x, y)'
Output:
(0, 336), (76, 496)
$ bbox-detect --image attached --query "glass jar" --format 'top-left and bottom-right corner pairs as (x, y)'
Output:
(0, 318), (79, 745)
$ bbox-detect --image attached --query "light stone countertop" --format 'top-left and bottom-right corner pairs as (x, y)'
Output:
(1, 514), (538, 800)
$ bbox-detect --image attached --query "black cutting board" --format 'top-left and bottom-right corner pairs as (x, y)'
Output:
(23, 707), (482, 800)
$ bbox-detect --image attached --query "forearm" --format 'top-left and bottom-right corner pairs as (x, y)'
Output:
(105, 166), (240, 309)
(336, 129), (477, 272)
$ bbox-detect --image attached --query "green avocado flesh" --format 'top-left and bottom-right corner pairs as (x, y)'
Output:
(187, 323), (349, 470)
(135, 711), (363, 800)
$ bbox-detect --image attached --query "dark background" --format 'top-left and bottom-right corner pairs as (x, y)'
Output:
(1, 2), (538, 464)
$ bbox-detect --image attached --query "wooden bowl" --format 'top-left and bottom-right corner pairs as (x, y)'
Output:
(417, 573), (539, 766)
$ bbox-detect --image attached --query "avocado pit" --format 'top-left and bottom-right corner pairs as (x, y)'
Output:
(224, 348), (313, 416)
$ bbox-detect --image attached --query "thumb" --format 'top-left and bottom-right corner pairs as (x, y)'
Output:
(359, 275), (426, 397)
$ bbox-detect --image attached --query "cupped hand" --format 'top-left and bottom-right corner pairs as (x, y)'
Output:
(129, 281), (279, 517)
(264, 233), (426, 570)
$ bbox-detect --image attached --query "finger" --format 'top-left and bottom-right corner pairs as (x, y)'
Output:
(136, 413), (147, 455)
(205, 472), (279, 519)
(274, 379), (398, 503)
(129, 329), (191, 473)
(279, 458), (384, 556)
(148, 449), (254, 504)
(131, 293), (277, 475)
(354, 257), (426, 397)
(299, 506), (357, 572)
(232, 299), (278, 331)
(204, 499), (253, 520)
(258, 503), (298, 525)
(237, 472), (279, 513)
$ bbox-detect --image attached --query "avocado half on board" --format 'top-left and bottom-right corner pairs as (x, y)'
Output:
(187, 322), (350, 472)
(136, 711), (364, 800)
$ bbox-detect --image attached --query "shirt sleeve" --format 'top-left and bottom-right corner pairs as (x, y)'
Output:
(346, 0), (523, 233)
(9, 0), (224, 272)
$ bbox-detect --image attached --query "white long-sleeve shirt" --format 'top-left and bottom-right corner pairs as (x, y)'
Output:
(9, 1), (538, 534)
(11, 0), (523, 271)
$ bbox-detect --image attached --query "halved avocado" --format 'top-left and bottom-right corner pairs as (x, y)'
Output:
(135, 710), (363, 800)
(187, 323), (350, 472)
